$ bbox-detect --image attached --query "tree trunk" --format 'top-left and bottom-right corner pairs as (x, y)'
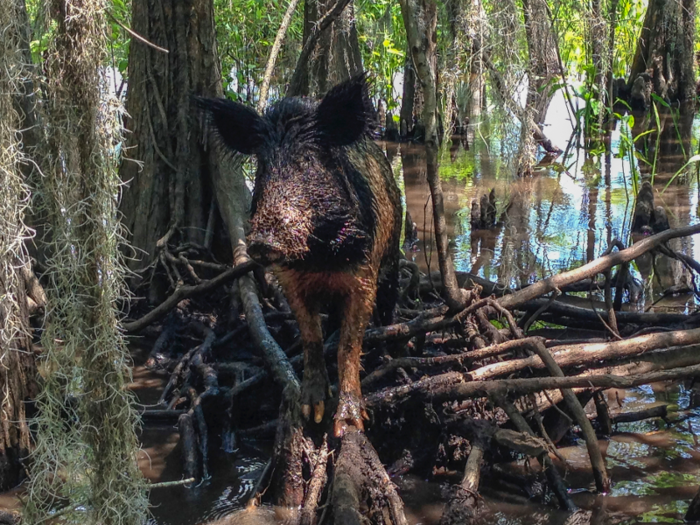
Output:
(300, 0), (363, 97)
(0, 0), (39, 492)
(521, 0), (559, 125)
(399, 56), (416, 138)
(628, 0), (696, 107)
(400, 0), (468, 311)
(119, 0), (247, 300)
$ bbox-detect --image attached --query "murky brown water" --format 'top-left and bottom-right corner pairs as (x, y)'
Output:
(398, 110), (699, 311)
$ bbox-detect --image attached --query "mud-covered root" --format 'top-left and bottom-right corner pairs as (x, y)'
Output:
(439, 432), (485, 525)
(332, 429), (408, 525)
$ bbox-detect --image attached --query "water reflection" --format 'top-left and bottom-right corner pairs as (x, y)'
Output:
(398, 107), (700, 311)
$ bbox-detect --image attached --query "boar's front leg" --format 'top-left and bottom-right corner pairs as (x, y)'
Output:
(286, 293), (330, 424)
(334, 274), (376, 438)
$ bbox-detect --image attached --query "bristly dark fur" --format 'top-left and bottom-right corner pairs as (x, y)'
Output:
(195, 74), (382, 272)
(197, 75), (402, 434)
(194, 73), (376, 155)
(193, 96), (267, 155)
(314, 72), (378, 145)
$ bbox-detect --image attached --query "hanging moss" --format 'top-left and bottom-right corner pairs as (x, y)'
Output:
(23, 0), (149, 523)
(0, 0), (39, 495)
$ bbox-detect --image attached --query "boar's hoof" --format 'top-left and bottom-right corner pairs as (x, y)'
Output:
(301, 370), (331, 424)
(333, 391), (369, 437)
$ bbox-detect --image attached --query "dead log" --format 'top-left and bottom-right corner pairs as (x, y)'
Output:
(367, 362), (700, 408)
(519, 298), (699, 327)
(470, 327), (700, 380)
(178, 412), (199, 480)
(593, 392), (613, 435)
(527, 341), (610, 492)
(362, 337), (546, 390)
(237, 277), (300, 392)
(611, 403), (667, 424)
(491, 393), (576, 511)
(299, 437), (329, 525)
(439, 429), (486, 525)
(493, 428), (547, 456)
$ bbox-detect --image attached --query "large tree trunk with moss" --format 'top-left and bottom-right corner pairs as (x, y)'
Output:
(297, 0), (363, 97)
(119, 0), (249, 302)
(0, 0), (39, 493)
(627, 0), (696, 108)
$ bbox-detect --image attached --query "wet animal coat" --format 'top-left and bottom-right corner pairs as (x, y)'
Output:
(197, 75), (402, 435)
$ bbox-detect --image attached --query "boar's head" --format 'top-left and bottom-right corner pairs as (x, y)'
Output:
(196, 75), (378, 271)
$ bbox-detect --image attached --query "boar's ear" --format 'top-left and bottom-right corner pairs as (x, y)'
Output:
(194, 96), (265, 155)
(315, 73), (376, 146)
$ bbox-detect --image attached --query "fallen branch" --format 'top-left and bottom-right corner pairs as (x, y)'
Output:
(300, 437), (329, 525)
(519, 298), (699, 327)
(367, 362), (700, 407)
(470, 327), (700, 380)
(238, 275), (300, 392)
(528, 341), (610, 492)
(123, 260), (258, 332)
(498, 224), (700, 309)
(439, 428), (486, 524)
(491, 393), (575, 511)
(610, 403), (667, 424)
(362, 337), (545, 390)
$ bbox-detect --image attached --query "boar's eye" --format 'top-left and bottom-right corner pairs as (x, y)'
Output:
(194, 97), (265, 155)
(315, 73), (375, 147)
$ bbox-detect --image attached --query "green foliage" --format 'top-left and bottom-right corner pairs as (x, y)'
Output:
(614, 109), (641, 192)
(357, 0), (405, 113)
(214, 0), (302, 102)
(108, 0), (131, 80)
(614, 0), (646, 77)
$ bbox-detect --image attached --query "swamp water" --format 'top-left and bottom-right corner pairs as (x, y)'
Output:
(131, 104), (700, 524)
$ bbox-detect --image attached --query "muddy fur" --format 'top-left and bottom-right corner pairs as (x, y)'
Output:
(197, 75), (402, 434)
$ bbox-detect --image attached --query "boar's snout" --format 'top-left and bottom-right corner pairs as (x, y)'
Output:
(247, 234), (286, 266)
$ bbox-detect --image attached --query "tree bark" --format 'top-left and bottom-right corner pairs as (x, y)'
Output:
(628, 0), (696, 106)
(399, 56), (416, 138)
(400, 0), (468, 311)
(521, 0), (559, 125)
(119, 0), (247, 300)
(292, 0), (363, 97)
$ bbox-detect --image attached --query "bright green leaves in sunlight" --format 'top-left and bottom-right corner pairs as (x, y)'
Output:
(214, 0), (302, 101)
(357, 0), (405, 113)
